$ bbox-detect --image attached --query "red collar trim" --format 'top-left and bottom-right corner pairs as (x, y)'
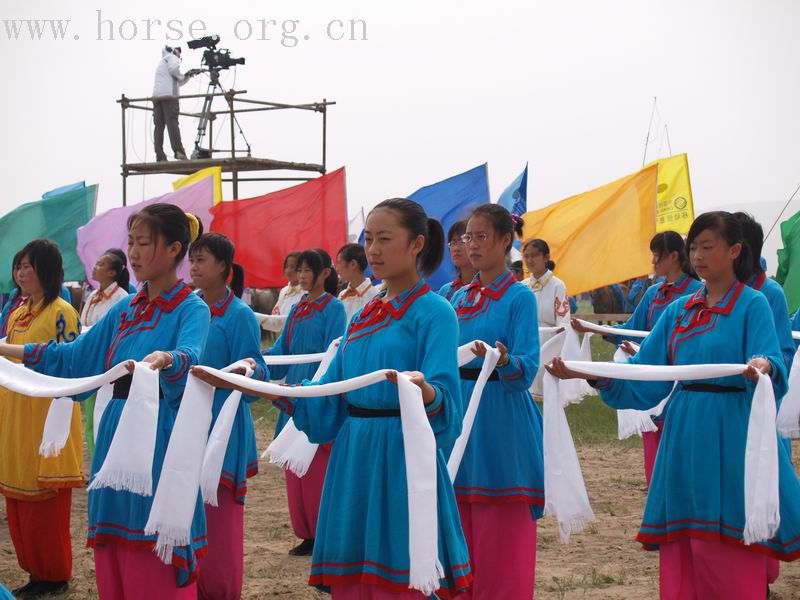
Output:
(683, 280), (743, 316)
(130, 280), (191, 314)
(464, 271), (516, 302)
(208, 288), (235, 317)
(360, 281), (430, 322)
(750, 272), (767, 291)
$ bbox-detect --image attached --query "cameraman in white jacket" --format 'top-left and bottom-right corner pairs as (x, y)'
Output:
(152, 46), (195, 161)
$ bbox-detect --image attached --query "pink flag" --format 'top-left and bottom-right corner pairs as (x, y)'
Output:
(76, 178), (214, 288)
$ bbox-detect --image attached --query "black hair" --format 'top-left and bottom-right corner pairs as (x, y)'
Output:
(470, 204), (521, 254)
(10, 250), (23, 294)
(686, 211), (753, 281)
(283, 251), (302, 270)
(189, 232), (245, 297)
(17, 239), (64, 305)
(103, 248), (131, 291)
(337, 243), (368, 272)
(297, 249), (339, 295)
(510, 260), (523, 271)
(512, 213), (524, 238)
(369, 198), (445, 276)
(522, 238), (556, 271)
(649, 231), (697, 279)
(732, 212), (765, 275)
(127, 203), (202, 265)
(447, 220), (468, 243)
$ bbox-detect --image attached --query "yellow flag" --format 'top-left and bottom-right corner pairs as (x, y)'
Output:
(173, 167), (223, 205)
(522, 165), (657, 296)
(645, 153), (694, 235)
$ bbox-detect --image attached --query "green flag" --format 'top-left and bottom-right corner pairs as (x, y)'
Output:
(776, 209), (800, 314)
(0, 185), (97, 292)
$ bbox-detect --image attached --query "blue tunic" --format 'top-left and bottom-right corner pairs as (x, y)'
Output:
(596, 281), (800, 559)
(450, 271), (544, 517)
(437, 277), (465, 303)
(22, 281), (210, 586)
(793, 309), (800, 349)
(606, 273), (703, 345)
(747, 272), (795, 371)
(266, 292), (346, 437)
(200, 288), (269, 504)
(287, 280), (472, 596)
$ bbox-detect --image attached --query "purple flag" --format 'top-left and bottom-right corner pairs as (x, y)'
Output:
(76, 178), (214, 287)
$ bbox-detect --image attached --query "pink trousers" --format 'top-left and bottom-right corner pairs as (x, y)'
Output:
(457, 501), (537, 600)
(198, 487), (244, 600)
(331, 584), (426, 599)
(642, 429), (662, 487)
(285, 443), (331, 540)
(94, 544), (197, 600)
(659, 537), (767, 599)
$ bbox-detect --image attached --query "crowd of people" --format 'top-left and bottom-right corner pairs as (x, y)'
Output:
(0, 199), (798, 600)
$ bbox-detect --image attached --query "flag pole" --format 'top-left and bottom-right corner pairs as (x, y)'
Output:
(765, 181), (800, 241)
(641, 96), (657, 167)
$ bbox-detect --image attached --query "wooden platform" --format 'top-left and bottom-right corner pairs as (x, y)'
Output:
(122, 156), (325, 176)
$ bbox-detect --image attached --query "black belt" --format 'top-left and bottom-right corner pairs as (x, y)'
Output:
(459, 367), (499, 381)
(112, 374), (164, 400)
(347, 405), (401, 418)
(679, 383), (745, 394)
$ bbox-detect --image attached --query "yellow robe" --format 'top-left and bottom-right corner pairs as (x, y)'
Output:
(0, 297), (84, 501)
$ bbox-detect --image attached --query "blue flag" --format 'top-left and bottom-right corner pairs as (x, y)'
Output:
(409, 164), (490, 290)
(497, 164), (528, 216)
(42, 181), (86, 200)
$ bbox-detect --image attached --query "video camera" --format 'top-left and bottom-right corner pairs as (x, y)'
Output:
(187, 35), (245, 71)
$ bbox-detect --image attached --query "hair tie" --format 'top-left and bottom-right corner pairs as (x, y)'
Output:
(511, 213), (522, 227)
(185, 213), (201, 243)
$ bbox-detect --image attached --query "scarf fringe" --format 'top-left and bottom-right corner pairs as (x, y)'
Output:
(88, 471), (153, 496)
(38, 440), (66, 458)
(409, 559), (444, 596)
(266, 451), (312, 477)
(776, 423), (800, 439)
(616, 409), (659, 440)
(544, 504), (595, 543)
(743, 511), (780, 545)
(201, 483), (219, 507)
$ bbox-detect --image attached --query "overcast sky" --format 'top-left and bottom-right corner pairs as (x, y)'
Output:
(2, 0), (798, 269)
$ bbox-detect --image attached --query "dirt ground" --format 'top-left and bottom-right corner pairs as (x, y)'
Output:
(2, 422), (800, 599)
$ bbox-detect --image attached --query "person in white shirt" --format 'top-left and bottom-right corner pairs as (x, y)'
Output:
(81, 250), (131, 327)
(273, 251), (303, 315)
(152, 46), (196, 161)
(522, 238), (570, 398)
(335, 243), (379, 322)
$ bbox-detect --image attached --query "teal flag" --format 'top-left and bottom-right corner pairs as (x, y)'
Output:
(0, 185), (98, 292)
(776, 209), (800, 314)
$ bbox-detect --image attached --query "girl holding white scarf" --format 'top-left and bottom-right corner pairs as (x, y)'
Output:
(449, 204), (542, 600)
(189, 233), (269, 600)
(265, 249), (346, 557)
(548, 211), (800, 599)
(198, 198), (472, 598)
(0, 204), (209, 598)
(576, 231), (702, 486)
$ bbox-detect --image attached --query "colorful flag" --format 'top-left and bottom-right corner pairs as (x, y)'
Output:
(0, 186), (98, 292)
(173, 166), (223, 205)
(645, 153), (694, 235)
(76, 177), (214, 287)
(409, 164), (490, 289)
(497, 164), (528, 216)
(776, 209), (800, 313)
(210, 168), (347, 288)
(42, 181), (86, 200)
(521, 165), (658, 296)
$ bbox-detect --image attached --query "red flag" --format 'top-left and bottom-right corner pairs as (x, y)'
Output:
(210, 168), (347, 288)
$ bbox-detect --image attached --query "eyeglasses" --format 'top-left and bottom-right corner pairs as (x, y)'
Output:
(447, 240), (465, 248)
(460, 233), (490, 244)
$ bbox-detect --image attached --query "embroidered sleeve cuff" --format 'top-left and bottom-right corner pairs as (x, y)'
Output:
(23, 342), (48, 369)
(272, 397), (294, 416)
(497, 355), (524, 381)
(425, 386), (444, 418)
(162, 350), (191, 383)
(587, 377), (613, 390)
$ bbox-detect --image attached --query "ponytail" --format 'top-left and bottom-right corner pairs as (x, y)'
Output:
(419, 218), (445, 276)
(230, 264), (245, 298)
(105, 248), (130, 291)
(298, 249), (340, 296)
(545, 260), (556, 271)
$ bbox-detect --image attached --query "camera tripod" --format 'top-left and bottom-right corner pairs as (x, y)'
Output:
(191, 68), (251, 159)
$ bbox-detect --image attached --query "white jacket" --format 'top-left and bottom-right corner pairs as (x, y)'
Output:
(153, 48), (188, 98)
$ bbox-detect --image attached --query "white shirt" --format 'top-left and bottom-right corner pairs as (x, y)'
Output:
(153, 48), (189, 98)
(338, 278), (380, 323)
(80, 283), (129, 326)
(273, 284), (303, 315)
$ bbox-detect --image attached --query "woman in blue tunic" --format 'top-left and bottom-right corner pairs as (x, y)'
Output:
(266, 248), (346, 557)
(438, 220), (475, 303)
(577, 231), (702, 486)
(450, 204), (542, 600)
(548, 211), (800, 599)
(195, 198), (472, 599)
(0, 204), (209, 598)
(189, 232), (269, 600)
